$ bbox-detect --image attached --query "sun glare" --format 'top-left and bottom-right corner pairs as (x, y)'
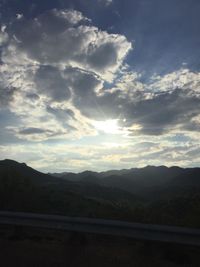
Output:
(93, 119), (120, 134)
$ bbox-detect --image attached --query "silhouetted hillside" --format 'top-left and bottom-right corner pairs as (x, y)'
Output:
(0, 159), (57, 186)
(1, 159), (200, 227)
(50, 165), (200, 199)
(0, 159), (137, 220)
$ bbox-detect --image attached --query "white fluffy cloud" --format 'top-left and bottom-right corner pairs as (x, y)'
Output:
(150, 68), (200, 94)
(2, 9), (131, 81)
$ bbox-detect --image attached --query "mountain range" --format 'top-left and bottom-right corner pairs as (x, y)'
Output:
(1, 159), (200, 227)
(49, 165), (200, 199)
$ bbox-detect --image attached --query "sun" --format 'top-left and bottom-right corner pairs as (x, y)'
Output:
(93, 119), (120, 134)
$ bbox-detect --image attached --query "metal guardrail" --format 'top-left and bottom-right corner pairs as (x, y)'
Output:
(0, 211), (200, 246)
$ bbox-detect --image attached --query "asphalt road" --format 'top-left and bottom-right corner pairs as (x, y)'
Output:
(0, 211), (200, 246)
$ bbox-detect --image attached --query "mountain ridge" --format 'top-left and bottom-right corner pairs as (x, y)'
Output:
(1, 159), (200, 227)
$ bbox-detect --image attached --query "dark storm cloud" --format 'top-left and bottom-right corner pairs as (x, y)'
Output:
(18, 127), (66, 137)
(19, 127), (48, 135)
(7, 9), (89, 64)
(34, 65), (104, 104)
(124, 89), (200, 135)
(46, 106), (74, 120)
(63, 66), (102, 97)
(73, 87), (122, 120)
(46, 106), (77, 131)
(72, 85), (200, 135)
(86, 42), (118, 70)
(182, 120), (200, 132)
(26, 93), (40, 101)
(0, 86), (16, 107)
(35, 66), (71, 102)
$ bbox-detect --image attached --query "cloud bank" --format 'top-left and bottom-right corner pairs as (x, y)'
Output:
(0, 7), (199, 170)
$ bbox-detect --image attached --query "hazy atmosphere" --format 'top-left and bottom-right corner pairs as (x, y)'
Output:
(0, 0), (200, 172)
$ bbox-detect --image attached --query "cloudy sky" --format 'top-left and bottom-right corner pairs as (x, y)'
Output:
(0, 0), (200, 172)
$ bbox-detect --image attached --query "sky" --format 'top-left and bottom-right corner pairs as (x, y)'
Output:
(0, 0), (200, 172)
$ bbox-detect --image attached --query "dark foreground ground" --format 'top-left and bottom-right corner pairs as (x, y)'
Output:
(0, 225), (200, 267)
